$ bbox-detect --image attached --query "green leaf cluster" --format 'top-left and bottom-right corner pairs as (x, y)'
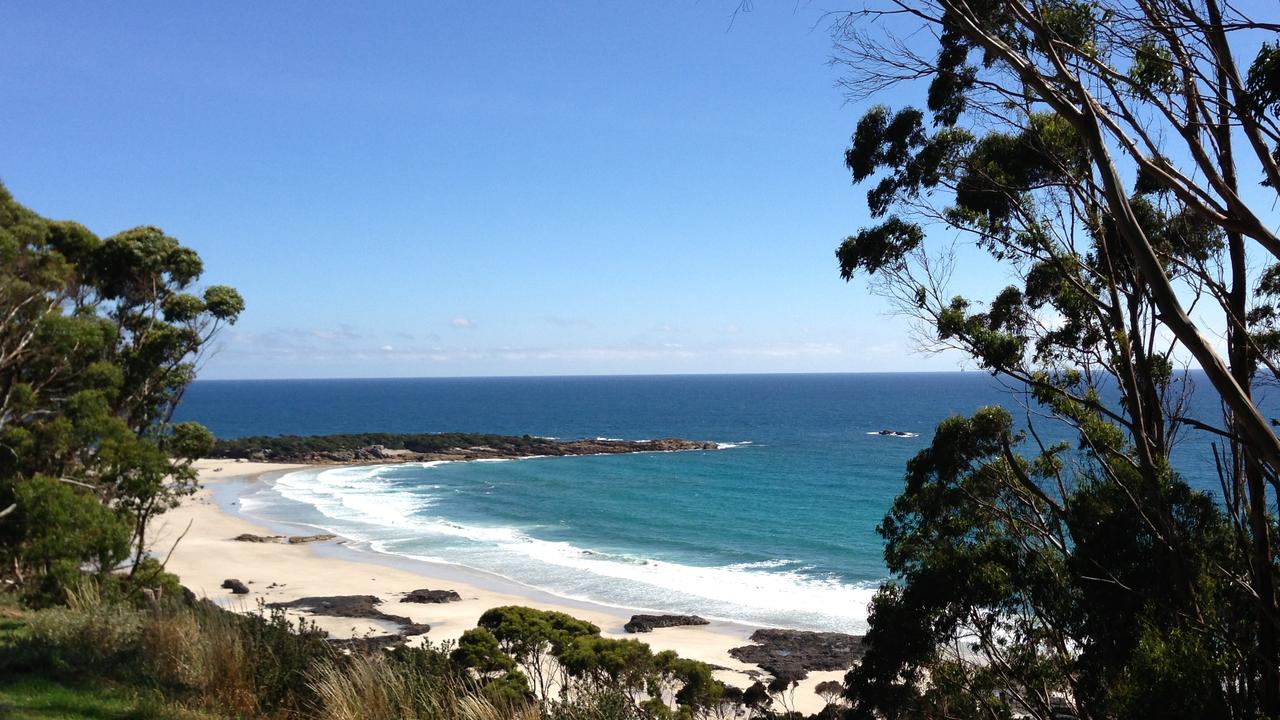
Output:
(452, 606), (737, 717)
(0, 181), (242, 603)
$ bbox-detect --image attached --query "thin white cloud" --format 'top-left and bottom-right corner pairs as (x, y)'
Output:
(451, 318), (476, 329)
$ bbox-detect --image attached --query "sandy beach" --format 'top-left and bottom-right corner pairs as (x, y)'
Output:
(154, 459), (845, 715)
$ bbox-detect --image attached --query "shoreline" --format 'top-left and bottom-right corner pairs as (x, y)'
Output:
(156, 460), (847, 714)
(207, 465), (768, 633)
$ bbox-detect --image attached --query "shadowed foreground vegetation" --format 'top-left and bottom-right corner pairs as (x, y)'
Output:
(0, 583), (843, 720)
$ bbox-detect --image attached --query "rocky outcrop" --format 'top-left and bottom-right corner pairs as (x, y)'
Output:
(267, 595), (429, 636)
(234, 533), (284, 542)
(624, 614), (710, 633)
(403, 589), (462, 604)
(329, 633), (420, 653)
(233, 533), (336, 544)
(729, 629), (865, 682)
(211, 434), (720, 465)
(221, 578), (250, 594)
(287, 534), (336, 544)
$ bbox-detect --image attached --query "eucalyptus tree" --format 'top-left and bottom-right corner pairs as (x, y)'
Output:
(829, 0), (1280, 717)
(0, 181), (242, 600)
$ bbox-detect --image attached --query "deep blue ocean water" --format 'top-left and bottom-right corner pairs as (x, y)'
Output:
(175, 372), (1258, 632)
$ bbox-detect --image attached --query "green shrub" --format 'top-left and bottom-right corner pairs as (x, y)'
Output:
(15, 602), (143, 674)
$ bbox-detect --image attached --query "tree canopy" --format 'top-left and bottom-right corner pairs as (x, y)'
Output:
(831, 1), (1280, 717)
(0, 180), (242, 603)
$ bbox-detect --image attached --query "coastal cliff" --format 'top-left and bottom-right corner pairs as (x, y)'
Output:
(208, 432), (719, 464)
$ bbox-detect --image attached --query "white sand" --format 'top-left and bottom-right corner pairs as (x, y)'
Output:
(153, 459), (849, 714)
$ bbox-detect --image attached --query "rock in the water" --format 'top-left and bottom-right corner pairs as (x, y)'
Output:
(624, 614), (710, 633)
(728, 629), (865, 682)
(234, 533), (284, 542)
(287, 534), (336, 544)
(403, 589), (462, 604)
(221, 578), (250, 594)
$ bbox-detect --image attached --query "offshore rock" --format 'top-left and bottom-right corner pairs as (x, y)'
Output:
(729, 628), (865, 682)
(624, 614), (710, 633)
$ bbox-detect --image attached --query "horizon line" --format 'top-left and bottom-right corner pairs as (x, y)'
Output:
(192, 367), (1211, 383)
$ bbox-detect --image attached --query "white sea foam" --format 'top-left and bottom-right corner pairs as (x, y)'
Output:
(267, 466), (879, 631)
(725, 558), (796, 570)
(274, 466), (431, 530)
(494, 535), (874, 625)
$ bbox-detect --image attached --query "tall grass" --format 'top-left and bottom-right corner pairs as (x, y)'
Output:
(20, 579), (144, 670)
(140, 601), (258, 714)
(2, 586), (554, 720)
(308, 651), (540, 720)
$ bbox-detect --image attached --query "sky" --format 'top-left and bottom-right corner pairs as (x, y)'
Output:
(4, 2), (1267, 379)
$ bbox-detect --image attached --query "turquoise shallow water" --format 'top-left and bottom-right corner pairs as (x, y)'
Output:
(176, 372), (1256, 632)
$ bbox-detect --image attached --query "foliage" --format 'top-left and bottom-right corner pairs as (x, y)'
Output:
(477, 605), (600, 700)
(0, 674), (217, 720)
(210, 432), (558, 460)
(1, 579), (336, 716)
(0, 594), (802, 720)
(449, 605), (748, 718)
(0, 181), (241, 600)
(830, 1), (1280, 717)
(308, 650), (540, 720)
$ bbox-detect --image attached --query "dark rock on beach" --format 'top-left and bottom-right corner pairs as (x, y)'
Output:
(624, 614), (710, 633)
(267, 595), (428, 637)
(403, 589), (462, 604)
(729, 628), (865, 682)
(270, 595), (384, 617)
(221, 578), (250, 594)
(329, 627), (428, 653)
(234, 533), (284, 542)
(286, 533), (336, 544)
(234, 532), (336, 544)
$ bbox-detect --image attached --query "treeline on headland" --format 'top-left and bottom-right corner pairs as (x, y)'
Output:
(209, 433), (719, 464)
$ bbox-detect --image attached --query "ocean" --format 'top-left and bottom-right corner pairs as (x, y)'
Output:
(174, 371), (1251, 633)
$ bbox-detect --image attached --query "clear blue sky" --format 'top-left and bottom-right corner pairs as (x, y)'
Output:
(2, 2), (998, 378)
